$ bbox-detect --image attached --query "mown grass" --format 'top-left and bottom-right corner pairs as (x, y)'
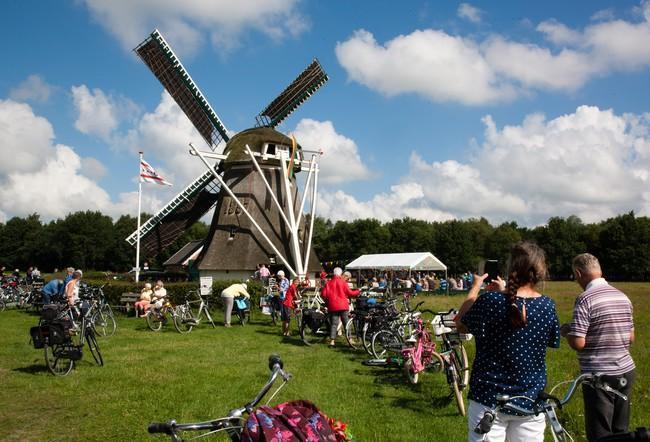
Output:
(0, 281), (647, 441)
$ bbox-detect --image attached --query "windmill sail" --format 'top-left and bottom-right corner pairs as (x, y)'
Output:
(134, 29), (229, 150)
(126, 170), (221, 255)
(255, 59), (329, 128)
(129, 29), (231, 253)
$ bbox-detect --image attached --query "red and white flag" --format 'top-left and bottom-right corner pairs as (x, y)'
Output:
(140, 159), (172, 186)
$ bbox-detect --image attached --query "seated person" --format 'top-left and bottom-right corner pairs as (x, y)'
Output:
(151, 280), (167, 310)
(41, 279), (64, 304)
(135, 283), (153, 317)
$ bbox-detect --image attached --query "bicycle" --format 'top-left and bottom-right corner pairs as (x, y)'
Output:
(474, 373), (630, 442)
(30, 302), (104, 376)
(400, 311), (444, 385)
(147, 300), (177, 332)
(173, 294), (199, 334)
(84, 284), (117, 337)
(232, 295), (251, 326)
(148, 355), (339, 441)
(432, 309), (471, 416)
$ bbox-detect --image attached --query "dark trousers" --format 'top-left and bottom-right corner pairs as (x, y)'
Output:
(329, 310), (349, 340)
(583, 369), (635, 441)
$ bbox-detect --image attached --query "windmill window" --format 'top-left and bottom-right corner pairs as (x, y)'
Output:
(263, 143), (290, 158)
(229, 226), (237, 240)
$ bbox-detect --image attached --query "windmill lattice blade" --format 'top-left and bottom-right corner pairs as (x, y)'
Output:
(126, 171), (220, 254)
(255, 59), (328, 128)
(134, 29), (229, 150)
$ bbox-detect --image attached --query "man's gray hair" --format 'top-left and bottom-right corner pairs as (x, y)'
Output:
(343, 271), (352, 279)
(572, 253), (602, 274)
(333, 267), (343, 276)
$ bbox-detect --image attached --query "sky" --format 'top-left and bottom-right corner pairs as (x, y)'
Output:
(1, 0), (650, 227)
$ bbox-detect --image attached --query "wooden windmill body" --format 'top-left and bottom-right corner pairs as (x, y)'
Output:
(127, 30), (327, 280)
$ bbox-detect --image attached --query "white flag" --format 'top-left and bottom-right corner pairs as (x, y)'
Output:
(140, 159), (172, 186)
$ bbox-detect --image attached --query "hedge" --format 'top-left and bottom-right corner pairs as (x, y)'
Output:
(85, 279), (265, 310)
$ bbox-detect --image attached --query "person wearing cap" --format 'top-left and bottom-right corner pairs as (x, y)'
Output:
(321, 267), (360, 347)
(221, 282), (250, 327)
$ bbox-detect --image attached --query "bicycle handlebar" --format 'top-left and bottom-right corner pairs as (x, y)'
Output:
(148, 355), (291, 440)
(476, 373), (628, 435)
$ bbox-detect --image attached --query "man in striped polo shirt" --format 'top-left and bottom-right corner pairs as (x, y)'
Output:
(561, 253), (635, 441)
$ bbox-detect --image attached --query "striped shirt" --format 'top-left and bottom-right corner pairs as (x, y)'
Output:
(568, 278), (635, 375)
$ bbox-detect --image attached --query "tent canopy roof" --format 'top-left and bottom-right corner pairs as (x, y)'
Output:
(345, 252), (447, 271)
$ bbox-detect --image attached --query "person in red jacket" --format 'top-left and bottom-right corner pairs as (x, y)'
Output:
(321, 267), (360, 347)
(282, 277), (300, 336)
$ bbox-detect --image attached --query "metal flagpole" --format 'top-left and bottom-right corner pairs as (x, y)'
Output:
(135, 152), (143, 283)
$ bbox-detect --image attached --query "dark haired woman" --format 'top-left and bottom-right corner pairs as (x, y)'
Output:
(455, 242), (560, 442)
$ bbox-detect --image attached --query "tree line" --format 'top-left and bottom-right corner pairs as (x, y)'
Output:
(1, 211), (648, 281)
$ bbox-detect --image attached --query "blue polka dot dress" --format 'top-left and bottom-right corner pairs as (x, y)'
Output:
(461, 291), (561, 413)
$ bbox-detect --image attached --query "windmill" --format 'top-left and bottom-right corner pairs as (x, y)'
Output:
(126, 29), (328, 280)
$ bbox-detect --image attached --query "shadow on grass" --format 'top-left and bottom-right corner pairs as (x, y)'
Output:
(13, 364), (48, 374)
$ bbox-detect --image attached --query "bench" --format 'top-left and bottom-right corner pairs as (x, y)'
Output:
(119, 292), (140, 315)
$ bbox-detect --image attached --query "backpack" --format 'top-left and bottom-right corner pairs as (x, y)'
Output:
(242, 400), (337, 442)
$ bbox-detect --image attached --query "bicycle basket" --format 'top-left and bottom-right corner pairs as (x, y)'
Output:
(242, 400), (337, 442)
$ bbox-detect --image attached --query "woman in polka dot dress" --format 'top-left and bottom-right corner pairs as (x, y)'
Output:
(455, 241), (561, 442)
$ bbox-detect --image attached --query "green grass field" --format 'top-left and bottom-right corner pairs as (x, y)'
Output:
(0, 281), (647, 441)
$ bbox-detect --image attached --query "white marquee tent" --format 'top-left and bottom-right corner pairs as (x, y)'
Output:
(346, 252), (447, 275)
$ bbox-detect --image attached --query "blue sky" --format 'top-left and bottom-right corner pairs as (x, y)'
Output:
(1, 0), (650, 226)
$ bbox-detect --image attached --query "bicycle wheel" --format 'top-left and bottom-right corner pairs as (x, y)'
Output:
(453, 343), (470, 388)
(345, 317), (363, 349)
(403, 357), (419, 384)
(85, 328), (104, 366)
(147, 309), (164, 331)
(371, 329), (403, 359)
(300, 318), (329, 346)
(447, 363), (466, 416)
(92, 308), (117, 337)
(173, 305), (195, 334)
(361, 322), (375, 355)
(44, 343), (74, 376)
(237, 308), (249, 326)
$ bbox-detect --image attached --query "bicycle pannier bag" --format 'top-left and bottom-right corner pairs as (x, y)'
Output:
(30, 325), (46, 349)
(41, 304), (65, 322)
(242, 400), (337, 442)
(48, 322), (69, 345)
(303, 309), (326, 331)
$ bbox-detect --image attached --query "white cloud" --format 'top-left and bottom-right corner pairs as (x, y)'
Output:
(122, 91), (208, 188)
(80, 157), (108, 179)
(335, 29), (515, 106)
(457, 3), (483, 23)
(336, 4), (650, 105)
(0, 99), (56, 175)
(0, 99), (161, 221)
(71, 85), (140, 142)
(9, 75), (54, 103)
(293, 119), (372, 184)
(317, 106), (650, 226)
(79, 0), (307, 55)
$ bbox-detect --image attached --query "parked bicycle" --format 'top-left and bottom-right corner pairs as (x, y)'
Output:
(82, 284), (117, 337)
(146, 300), (178, 332)
(475, 373), (630, 442)
(232, 295), (251, 326)
(30, 303), (103, 376)
(431, 309), (471, 416)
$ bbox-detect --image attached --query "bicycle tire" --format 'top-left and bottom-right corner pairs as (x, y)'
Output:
(44, 342), (74, 376)
(300, 317), (329, 346)
(403, 357), (419, 384)
(447, 360), (466, 416)
(361, 322), (375, 355)
(92, 308), (117, 337)
(371, 329), (403, 359)
(173, 305), (195, 334)
(345, 317), (363, 349)
(147, 309), (164, 331)
(85, 328), (104, 366)
(453, 344), (470, 388)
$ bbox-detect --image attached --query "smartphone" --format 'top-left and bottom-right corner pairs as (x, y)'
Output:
(478, 259), (499, 283)
(484, 259), (499, 283)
